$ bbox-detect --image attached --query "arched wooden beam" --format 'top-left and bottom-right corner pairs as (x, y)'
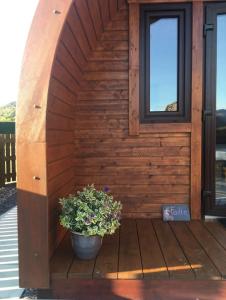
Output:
(17, 0), (73, 288)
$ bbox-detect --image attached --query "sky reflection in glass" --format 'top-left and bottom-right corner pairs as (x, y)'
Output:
(150, 18), (178, 112)
(216, 14), (226, 110)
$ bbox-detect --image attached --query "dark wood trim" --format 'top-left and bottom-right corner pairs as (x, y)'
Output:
(140, 3), (192, 123)
(203, 2), (226, 216)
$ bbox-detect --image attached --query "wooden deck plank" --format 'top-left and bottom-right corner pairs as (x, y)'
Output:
(50, 219), (226, 282)
(68, 255), (95, 279)
(136, 219), (169, 279)
(204, 221), (226, 250)
(93, 230), (119, 279)
(170, 222), (221, 280)
(118, 219), (143, 279)
(188, 221), (226, 279)
(50, 233), (74, 279)
(153, 220), (194, 279)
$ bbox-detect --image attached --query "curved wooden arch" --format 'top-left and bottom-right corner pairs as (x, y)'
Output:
(17, 0), (126, 288)
(17, 0), (73, 288)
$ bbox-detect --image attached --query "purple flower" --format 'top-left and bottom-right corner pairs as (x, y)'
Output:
(103, 186), (110, 193)
(84, 217), (92, 225)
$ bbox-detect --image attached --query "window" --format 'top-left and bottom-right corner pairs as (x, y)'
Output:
(140, 4), (191, 123)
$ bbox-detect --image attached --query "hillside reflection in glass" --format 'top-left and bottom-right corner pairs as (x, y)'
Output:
(149, 18), (178, 112)
(216, 14), (226, 206)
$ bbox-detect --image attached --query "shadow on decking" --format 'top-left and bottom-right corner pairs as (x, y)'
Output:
(51, 219), (226, 281)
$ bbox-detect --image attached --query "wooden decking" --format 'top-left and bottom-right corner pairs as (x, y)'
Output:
(50, 219), (226, 281)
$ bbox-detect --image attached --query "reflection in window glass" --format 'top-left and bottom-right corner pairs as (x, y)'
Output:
(216, 14), (226, 206)
(150, 18), (178, 112)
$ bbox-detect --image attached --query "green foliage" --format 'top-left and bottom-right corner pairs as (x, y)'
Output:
(0, 102), (16, 122)
(59, 185), (122, 237)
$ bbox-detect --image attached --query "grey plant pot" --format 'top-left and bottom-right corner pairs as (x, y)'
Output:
(71, 231), (102, 260)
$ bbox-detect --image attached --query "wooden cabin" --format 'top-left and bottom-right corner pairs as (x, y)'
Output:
(17, 0), (226, 298)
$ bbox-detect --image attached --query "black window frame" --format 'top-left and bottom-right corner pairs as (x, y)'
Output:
(140, 3), (192, 123)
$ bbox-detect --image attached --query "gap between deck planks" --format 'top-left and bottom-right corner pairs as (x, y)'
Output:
(50, 219), (226, 280)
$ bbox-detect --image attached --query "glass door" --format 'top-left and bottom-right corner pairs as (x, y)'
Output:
(204, 2), (226, 216)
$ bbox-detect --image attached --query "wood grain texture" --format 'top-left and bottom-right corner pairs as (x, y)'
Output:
(50, 233), (74, 279)
(48, 6), (77, 257)
(188, 221), (226, 278)
(140, 123), (192, 133)
(118, 219), (143, 279)
(93, 231), (120, 279)
(74, 0), (97, 50)
(137, 219), (169, 279)
(109, 0), (118, 20)
(74, 6), (190, 217)
(17, 0), (73, 289)
(47, 0), (121, 262)
(68, 257), (95, 279)
(153, 220), (194, 279)
(204, 221), (226, 250)
(170, 222), (221, 280)
(86, 0), (103, 37)
(98, 0), (110, 27)
(49, 219), (226, 283)
(190, 1), (203, 219)
(129, 3), (139, 135)
(118, 0), (128, 9)
(67, 4), (91, 58)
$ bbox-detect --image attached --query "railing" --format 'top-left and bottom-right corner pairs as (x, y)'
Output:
(0, 122), (16, 187)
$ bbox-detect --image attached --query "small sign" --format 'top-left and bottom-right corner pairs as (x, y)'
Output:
(162, 204), (191, 221)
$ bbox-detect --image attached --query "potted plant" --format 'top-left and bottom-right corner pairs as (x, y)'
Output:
(59, 185), (122, 260)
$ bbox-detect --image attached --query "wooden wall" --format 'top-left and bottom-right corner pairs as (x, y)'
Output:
(73, 3), (191, 218)
(47, 0), (128, 257)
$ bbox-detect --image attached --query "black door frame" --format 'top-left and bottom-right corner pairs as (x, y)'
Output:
(203, 2), (226, 216)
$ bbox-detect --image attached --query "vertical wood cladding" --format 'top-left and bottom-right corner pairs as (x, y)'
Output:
(74, 4), (191, 218)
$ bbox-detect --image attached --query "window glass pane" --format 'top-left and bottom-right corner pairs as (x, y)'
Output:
(216, 14), (226, 206)
(150, 18), (178, 112)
